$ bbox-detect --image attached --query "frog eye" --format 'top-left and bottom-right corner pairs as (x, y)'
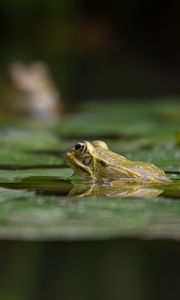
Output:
(75, 143), (81, 150)
(74, 142), (86, 154)
(82, 156), (93, 166)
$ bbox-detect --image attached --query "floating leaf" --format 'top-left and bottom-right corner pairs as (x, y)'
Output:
(0, 128), (61, 150)
(0, 147), (64, 166)
(0, 168), (73, 183)
(0, 101), (179, 240)
(0, 191), (180, 240)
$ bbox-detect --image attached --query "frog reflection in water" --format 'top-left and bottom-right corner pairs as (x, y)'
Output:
(66, 140), (171, 198)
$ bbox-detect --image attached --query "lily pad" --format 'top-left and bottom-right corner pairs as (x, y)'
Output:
(55, 101), (180, 147)
(0, 100), (179, 241)
(0, 128), (61, 150)
(0, 147), (64, 166)
(0, 189), (180, 240)
(0, 168), (73, 183)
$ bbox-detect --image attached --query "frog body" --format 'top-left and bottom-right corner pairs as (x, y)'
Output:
(66, 140), (171, 183)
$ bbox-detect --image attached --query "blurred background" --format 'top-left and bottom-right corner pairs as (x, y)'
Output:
(1, 0), (180, 102)
(1, 240), (180, 300)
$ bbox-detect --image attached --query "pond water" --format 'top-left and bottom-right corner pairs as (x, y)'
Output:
(0, 100), (180, 300)
(0, 100), (179, 240)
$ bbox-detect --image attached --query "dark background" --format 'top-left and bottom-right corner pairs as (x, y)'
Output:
(0, 0), (180, 102)
(0, 239), (180, 300)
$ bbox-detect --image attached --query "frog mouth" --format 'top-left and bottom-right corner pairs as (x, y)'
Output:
(66, 152), (93, 177)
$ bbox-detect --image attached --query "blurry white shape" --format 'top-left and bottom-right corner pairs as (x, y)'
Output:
(7, 61), (61, 120)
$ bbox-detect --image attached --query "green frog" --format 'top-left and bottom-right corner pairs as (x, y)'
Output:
(66, 140), (171, 183)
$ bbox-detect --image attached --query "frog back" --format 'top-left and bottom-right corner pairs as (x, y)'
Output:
(94, 148), (170, 181)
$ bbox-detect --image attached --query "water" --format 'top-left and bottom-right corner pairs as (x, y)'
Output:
(0, 100), (179, 300)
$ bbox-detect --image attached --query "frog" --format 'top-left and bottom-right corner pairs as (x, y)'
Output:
(66, 140), (171, 183)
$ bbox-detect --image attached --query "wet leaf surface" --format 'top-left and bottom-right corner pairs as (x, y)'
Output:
(0, 128), (61, 150)
(0, 147), (64, 166)
(0, 188), (180, 240)
(0, 100), (179, 240)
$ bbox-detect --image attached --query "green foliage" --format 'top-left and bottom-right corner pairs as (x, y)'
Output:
(0, 147), (63, 166)
(0, 128), (61, 150)
(0, 168), (73, 182)
(0, 188), (180, 240)
(0, 100), (179, 240)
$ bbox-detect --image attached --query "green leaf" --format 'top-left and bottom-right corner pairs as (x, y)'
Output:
(0, 147), (64, 166)
(0, 100), (179, 240)
(0, 168), (73, 182)
(0, 189), (180, 240)
(0, 128), (61, 150)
